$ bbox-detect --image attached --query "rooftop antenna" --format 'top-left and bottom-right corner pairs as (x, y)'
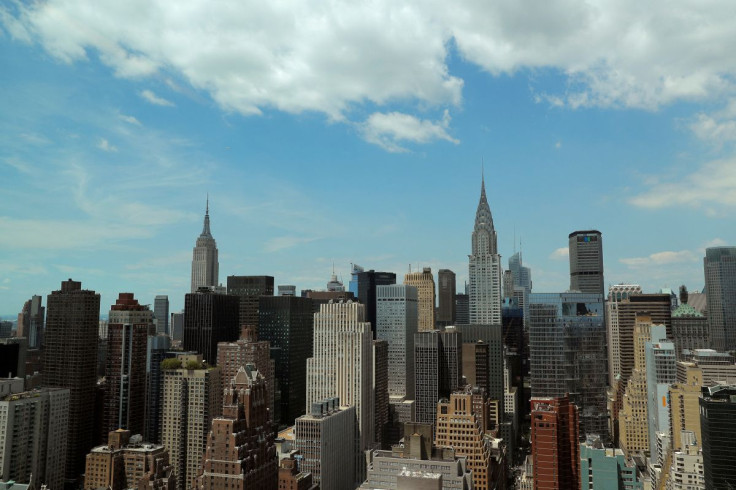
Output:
(206, 193), (209, 214)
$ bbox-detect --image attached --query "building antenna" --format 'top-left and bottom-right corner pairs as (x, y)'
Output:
(206, 192), (209, 214)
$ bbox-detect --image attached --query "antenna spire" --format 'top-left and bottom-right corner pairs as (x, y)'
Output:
(206, 193), (209, 215)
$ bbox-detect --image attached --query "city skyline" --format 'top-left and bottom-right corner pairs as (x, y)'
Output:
(2, 2), (736, 315)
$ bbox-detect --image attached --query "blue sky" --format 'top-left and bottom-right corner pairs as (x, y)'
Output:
(2, 1), (736, 316)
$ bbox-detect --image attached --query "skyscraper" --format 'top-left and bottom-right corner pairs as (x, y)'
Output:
(0, 381), (69, 490)
(144, 334), (173, 444)
(568, 230), (604, 296)
(191, 198), (219, 293)
(355, 269), (396, 334)
(295, 399), (355, 490)
(606, 284), (642, 385)
(404, 267), (436, 331)
(43, 278), (100, 482)
(195, 365), (277, 490)
(373, 339), (389, 449)
(305, 301), (374, 482)
(258, 295), (314, 425)
(376, 284), (417, 399)
(161, 354), (222, 490)
(528, 292), (608, 436)
(468, 175), (502, 325)
(183, 289), (239, 365)
(227, 275), (274, 331)
(437, 269), (456, 327)
(217, 327), (276, 417)
(104, 293), (152, 438)
(154, 295), (169, 335)
(645, 334), (676, 467)
(414, 328), (462, 427)
(18, 295), (44, 349)
(703, 246), (736, 351)
(700, 385), (736, 488)
(530, 395), (580, 490)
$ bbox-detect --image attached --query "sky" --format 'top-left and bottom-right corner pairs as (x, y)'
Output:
(2, 1), (736, 316)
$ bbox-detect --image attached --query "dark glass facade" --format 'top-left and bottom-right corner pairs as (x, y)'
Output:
(183, 290), (240, 365)
(227, 275), (274, 333)
(700, 386), (736, 488)
(356, 270), (396, 336)
(258, 296), (314, 426)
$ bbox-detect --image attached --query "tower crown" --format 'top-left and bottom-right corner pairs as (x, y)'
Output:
(471, 174), (497, 255)
(200, 196), (212, 238)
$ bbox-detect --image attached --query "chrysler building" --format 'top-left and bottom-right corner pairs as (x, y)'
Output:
(468, 174), (502, 324)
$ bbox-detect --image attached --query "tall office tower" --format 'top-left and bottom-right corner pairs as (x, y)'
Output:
(579, 435), (641, 490)
(462, 340), (490, 393)
(258, 296), (314, 425)
(295, 399), (355, 490)
(170, 311), (184, 342)
(326, 268), (345, 292)
(217, 328), (276, 417)
(568, 230), (604, 296)
(161, 354), (222, 490)
(437, 269), (456, 327)
(530, 395), (580, 490)
(144, 334), (173, 444)
(356, 269), (397, 335)
(618, 314), (663, 459)
(278, 285), (296, 296)
(84, 429), (174, 490)
(43, 278), (100, 482)
(528, 292), (608, 436)
(373, 340), (389, 449)
(667, 431), (705, 490)
(153, 295), (169, 335)
(376, 285), (418, 399)
(404, 267), (436, 331)
(0, 321), (11, 338)
(0, 337), (26, 379)
(191, 198), (219, 293)
(278, 454), (316, 490)
(669, 365), (705, 451)
(306, 301), (374, 482)
(0, 382), (69, 490)
(455, 293), (470, 324)
(468, 176), (502, 325)
(672, 302), (709, 360)
(700, 385), (736, 488)
(18, 295), (44, 348)
(103, 293), (152, 439)
(349, 264), (364, 296)
(508, 251), (532, 325)
(612, 294), (673, 442)
(606, 284), (643, 385)
(414, 328), (462, 427)
(362, 422), (474, 490)
(435, 391), (505, 490)
(645, 332), (676, 465)
(183, 289), (239, 364)
(455, 324), (504, 408)
(704, 247), (736, 351)
(227, 275), (275, 333)
(195, 365), (278, 490)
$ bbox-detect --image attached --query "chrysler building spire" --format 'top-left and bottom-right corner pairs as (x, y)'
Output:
(468, 172), (502, 325)
(191, 197), (219, 293)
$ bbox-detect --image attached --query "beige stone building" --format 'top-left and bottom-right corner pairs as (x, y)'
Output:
(618, 314), (659, 459)
(160, 355), (222, 490)
(404, 267), (436, 331)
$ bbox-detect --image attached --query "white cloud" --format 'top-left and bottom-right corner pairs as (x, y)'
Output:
(555, 141), (562, 149)
(5, 0), (736, 152)
(97, 138), (118, 152)
(629, 157), (736, 209)
(549, 247), (568, 260)
(140, 90), (174, 107)
(620, 250), (698, 267)
(119, 114), (142, 125)
(359, 110), (458, 152)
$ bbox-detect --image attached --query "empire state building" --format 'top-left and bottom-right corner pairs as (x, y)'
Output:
(468, 175), (502, 325)
(191, 199), (219, 293)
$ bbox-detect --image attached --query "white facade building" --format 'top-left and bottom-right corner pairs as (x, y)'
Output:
(606, 284), (642, 385)
(306, 301), (374, 484)
(469, 176), (502, 325)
